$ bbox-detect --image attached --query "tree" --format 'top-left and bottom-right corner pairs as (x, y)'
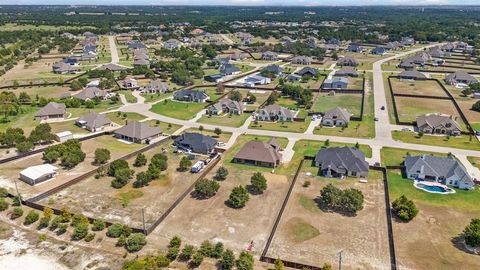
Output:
(340, 189), (364, 213)
(392, 195), (419, 221)
(250, 172), (267, 194)
(133, 153), (147, 167)
(215, 167), (229, 181)
(24, 210), (39, 225)
(94, 148), (110, 165)
(194, 179), (220, 199)
(212, 242), (224, 258)
(274, 258), (285, 270)
(92, 219), (106, 231)
(107, 223), (132, 238)
(229, 91), (242, 102)
(133, 172), (150, 188)
(112, 168), (133, 188)
(220, 249), (235, 270)
(199, 125), (204, 133)
(178, 156), (192, 172)
(150, 153), (168, 171)
(0, 198), (9, 211)
(29, 123), (55, 144)
(320, 183), (343, 208)
(463, 218), (480, 247)
(108, 159), (129, 176)
(179, 244), (194, 261)
(169, 235), (182, 248)
(11, 207), (23, 219)
(236, 251), (254, 270)
(16, 140), (34, 153)
(472, 101), (480, 112)
(214, 127), (222, 137)
(227, 186), (249, 208)
(71, 223), (89, 240)
(199, 240), (214, 257)
(126, 233), (147, 252)
(191, 251), (204, 268)
(167, 246), (180, 261)
(320, 184), (364, 214)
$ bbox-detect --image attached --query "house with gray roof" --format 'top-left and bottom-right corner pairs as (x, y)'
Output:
(174, 132), (218, 154)
(73, 87), (111, 101)
(296, 67), (318, 77)
(322, 107), (353, 127)
(287, 74), (302, 81)
(114, 121), (162, 144)
(398, 59), (416, 70)
(334, 67), (358, 77)
(97, 63), (127, 71)
(347, 44), (365, 53)
(322, 77), (349, 89)
(52, 61), (80, 74)
(207, 98), (244, 115)
(220, 63), (241, 75)
(233, 138), (282, 168)
(371, 47), (387, 55)
(291, 56), (313, 65)
(244, 75), (271, 87)
(123, 77), (138, 89)
(34, 102), (67, 121)
(337, 57), (359, 67)
(398, 71), (427, 80)
(314, 147), (369, 178)
(173, 89), (209, 103)
(133, 58), (150, 66)
(143, 80), (169, 94)
(445, 71), (478, 87)
(262, 64), (283, 76)
(416, 113), (462, 136)
(164, 39), (181, 49)
(405, 155), (474, 190)
(261, 51), (278, 61)
(257, 104), (294, 122)
(76, 112), (112, 132)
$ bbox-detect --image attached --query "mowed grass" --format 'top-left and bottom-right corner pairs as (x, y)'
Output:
(287, 218), (320, 243)
(118, 90), (137, 103)
(380, 147), (448, 166)
(197, 113), (250, 127)
(150, 100), (205, 120)
(392, 131), (480, 151)
(293, 139), (372, 158)
(141, 92), (173, 103)
(106, 112), (146, 125)
(143, 120), (181, 135)
(250, 118), (311, 133)
(312, 93), (362, 115)
(467, 156), (480, 170)
(117, 190), (144, 207)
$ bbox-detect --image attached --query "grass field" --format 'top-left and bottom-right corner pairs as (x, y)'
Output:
(197, 113), (250, 127)
(141, 92), (173, 103)
(380, 147), (447, 166)
(392, 131), (480, 151)
(106, 112), (146, 124)
(0, 23), (96, 31)
(118, 90), (137, 103)
(294, 139), (372, 158)
(250, 118), (311, 133)
(150, 100), (205, 120)
(142, 120), (182, 135)
(311, 93), (362, 115)
(390, 78), (447, 97)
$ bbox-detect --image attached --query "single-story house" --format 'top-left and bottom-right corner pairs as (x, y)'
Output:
(287, 74), (302, 81)
(334, 67), (358, 77)
(322, 77), (349, 89)
(233, 138), (282, 168)
(34, 102), (67, 121)
(398, 70), (427, 80)
(143, 80), (169, 94)
(405, 155), (474, 190)
(337, 57), (359, 67)
(76, 112), (112, 132)
(371, 47), (387, 55)
(257, 104), (294, 122)
(207, 98), (244, 115)
(347, 44), (364, 53)
(291, 56), (313, 65)
(204, 74), (224, 83)
(97, 63), (127, 71)
(164, 39), (181, 49)
(261, 51), (278, 61)
(19, 164), (59, 185)
(445, 71), (478, 87)
(416, 113), (462, 136)
(73, 87), (111, 101)
(244, 75), (271, 87)
(114, 121), (162, 144)
(296, 67), (319, 77)
(220, 63), (241, 75)
(52, 61), (80, 74)
(123, 77), (138, 89)
(262, 64), (283, 76)
(173, 89), (209, 103)
(174, 132), (218, 154)
(314, 147), (369, 178)
(322, 107), (353, 127)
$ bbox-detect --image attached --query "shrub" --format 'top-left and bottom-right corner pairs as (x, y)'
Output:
(190, 251), (204, 268)
(320, 184), (364, 214)
(94, 148), (110, 165)
(166, 246), (179, 261)
(178, 156), (192, 172)
(227, 185), (249, 208)
(220, 249), (235, 270)
(70, 214), (89, 227)
(169, 235), (182, 248)
(71, 223), (89, 240)
(11, 207), (23, 219)
(24, 210), (39, 225)
(117, 235), (127, 247)
(194, 179), (220, 199)
(49, 216), (62, 230)
(463, 218), (480, 247)
(57, 224), (68, 235)
(0, 198), (9, 211)
(133, 153), (147, 167)
(107, 223), (131, 238)
(108, 159), (129, 176)
(38, 216), (50, 229)
(179, 244), (194, 261)
(236, 251), (254, 270)
(156, 255), (171, 267)
(212, 242), (224, 258)
(85, 233), (95, 242)
(92, 219), (106, 231)
(0, 187), (8, 197)
(199, 240), (214, 257)
(392, 195), (419, 221)
(125, 233), (147, 252)
(215, 167), (228, 181)
(250, 172), (267, 194)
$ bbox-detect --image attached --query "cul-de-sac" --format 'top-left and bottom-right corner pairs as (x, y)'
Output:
(0, 4), (479, 270)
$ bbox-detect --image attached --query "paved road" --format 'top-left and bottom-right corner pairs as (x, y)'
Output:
(108, 36), (120, 64)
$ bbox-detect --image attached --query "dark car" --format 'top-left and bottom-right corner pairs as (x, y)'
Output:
(380, 106), (385, 110)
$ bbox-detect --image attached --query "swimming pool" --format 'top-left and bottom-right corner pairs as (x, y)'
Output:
(414, 182), (456, 194)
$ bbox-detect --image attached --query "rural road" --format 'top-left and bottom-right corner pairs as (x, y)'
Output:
(108, 36), (119, 64)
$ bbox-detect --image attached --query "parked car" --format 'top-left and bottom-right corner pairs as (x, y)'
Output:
(374, 117), (379, 121)
(380, 106), (385, 110)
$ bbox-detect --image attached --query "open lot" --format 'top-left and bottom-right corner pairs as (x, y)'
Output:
(0, 135), (143, 199)
(250, 118), (311, 133)
(267, 163), (390, 269)
(3, 85), (70, 99)
(312, 92), (362, 115)
(390, 78), (448, 97)
(380, 147), (447, 166)
(37, 138), (202, 228)
(392, 130), (480, 151)
(198, 112), (251, 127)
(342, 51), (391, 70)
(387, 169), (480, 270)
(347, 76), (364, 90)
(150, 100), (205, 120)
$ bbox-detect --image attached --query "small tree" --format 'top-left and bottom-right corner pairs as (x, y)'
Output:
(24, 210), (39, 225)
(179, 244), (195, 261)
(220, 249), (235, 270)
(324, 139), (330, 146)
(212, 242), (224, 258)
(250, 172), (267, 194)
(169, 235), (182, 248)
(274, 257), (285, 270)
(191, 251), (204, 268)
(71, 223), (89, 240)
(322, 263), (333, 270)
(215, 167), (229, 181)
(92, 219), (106, 231)
(107, 223), (132, 238)
(94, 148), (110, 165)
(178, 156), (192, 172)
(126, 233), (147, 252)
(472, 100), (480, 112)
(236, 251), (254, 270)
(11, 207), (24, 219)
(214, 127), (222, 137)
(227, 185), (249, 208)
(133, 153), (147, 167)
(463, 218), (480, 247)
(392, 195), (419, 222)
(194, 179), (220, 199)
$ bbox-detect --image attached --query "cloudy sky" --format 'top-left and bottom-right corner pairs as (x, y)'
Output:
(1, 0), (479, 5)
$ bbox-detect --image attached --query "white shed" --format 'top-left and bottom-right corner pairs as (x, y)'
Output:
(19, 164), (58, 185)
(55, 131), (73, 142)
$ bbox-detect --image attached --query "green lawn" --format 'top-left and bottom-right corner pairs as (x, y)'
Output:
(276, 97), (300, 110)
(150, 100), (205, 120)
(0, 106), (38, 133)
(106, 112), (146, 125)
(118, 90), (137, 103)
(204, 88), (224, 102)
(94, 135), (143, 154)
(392, 131), (480, 151)
(184, 128), (232, 143)
(293, 139), (372, 158)
(250, 118), (311, 133)
(467, 156), (480, 170)
(3, 85), (70, 99)
(311, 93), (362, 115)
(142, 120), (181, 135)
(388, 169), (480, 211)
(48, 120), (90, 135)
(141, 92), (173, 103)
(197, 113), (250, 127)
(289, 218), (320, 243)
(380, 147), (448, 167)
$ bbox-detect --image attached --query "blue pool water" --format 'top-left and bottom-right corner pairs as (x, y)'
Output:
(416, 183), (451, 193)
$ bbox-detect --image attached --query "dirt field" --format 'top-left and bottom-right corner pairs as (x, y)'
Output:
(395, 96), (467, 129)
(0, 135), (142, 199)
(37, 139), (204, 228)
(149, 160), (291, 254)
(390, 78), (448, 97)
(267, 164), (391, 269)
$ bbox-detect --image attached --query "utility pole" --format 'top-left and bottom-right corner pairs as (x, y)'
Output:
(337, 250), (343, 270)
(14, 178), (22, 204)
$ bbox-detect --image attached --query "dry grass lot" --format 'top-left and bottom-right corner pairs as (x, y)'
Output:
(267, 164), (390, 269)
(390, 78), (448, 97)
(395, 96), (467, 129)
(38, 139), (202, 228)
(0, 136), (142, 199)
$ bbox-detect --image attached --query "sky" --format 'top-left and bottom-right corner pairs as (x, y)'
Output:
(1, 0), (480, 6)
